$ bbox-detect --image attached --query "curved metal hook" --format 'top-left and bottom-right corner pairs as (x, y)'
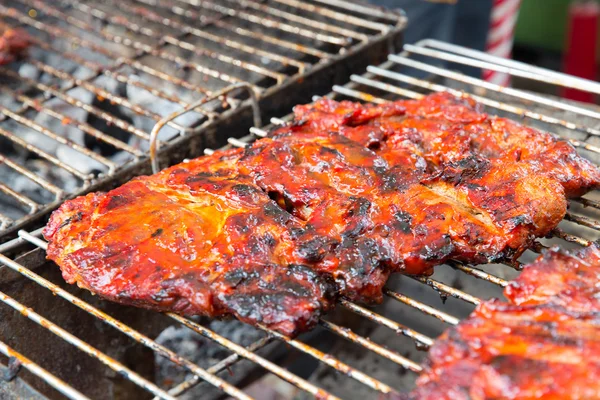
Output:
(149, 83), (262, 174)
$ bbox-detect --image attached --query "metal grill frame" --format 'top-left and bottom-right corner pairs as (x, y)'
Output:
(0, 0), (406, 240)
(2, 39), (600, 399)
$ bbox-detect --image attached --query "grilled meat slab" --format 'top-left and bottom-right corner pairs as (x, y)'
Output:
(282, 92), (600, 197)
(407, 245), (600, 399)
(44, 151), (336, 336)
(409, 300), (600, 400)
(44, 92), (597, 335)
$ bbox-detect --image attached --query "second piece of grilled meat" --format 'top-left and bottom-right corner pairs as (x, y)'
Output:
(406, 244), (600, 399)
(408, 300), (600, 400)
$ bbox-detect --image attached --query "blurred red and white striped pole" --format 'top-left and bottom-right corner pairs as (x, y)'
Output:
(483, 0), (522, 86)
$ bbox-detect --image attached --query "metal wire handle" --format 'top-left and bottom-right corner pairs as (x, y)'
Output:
(149, 83), (262, 174)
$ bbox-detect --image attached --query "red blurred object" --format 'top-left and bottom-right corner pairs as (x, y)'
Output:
(0, 28), (32, 65)
(562, 1), (599, 103)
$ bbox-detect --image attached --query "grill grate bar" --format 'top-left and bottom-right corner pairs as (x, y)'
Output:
(387, 54), (600, 137)
(26, 58), (188, 131)
(169, 313), (340, 400)
(564, 212), (600, 231)
(212, 19), (329, 60)
(553, 228), (594, 247)
(0, 67), (151, 142)
(410, 276), (481, 305)
(407, 41), (600, 96)
(0, 339), (91, 400)
(4, 88), (143, 157)
(319, 319), (422, 373)
(0, 126), (92, 182)
(0, 236), (255, 400)
(339, 299), (434, 348)
(24, 36), (194, 108)
(0, 289), (177, 400)
(576, 197), (600, 210)
(271, 0), (393, 33)
(0, 214), (12, 231)
(383, 288), (460, 326)
(227, 0), (370, 42)
(0, 179), (40, 212)
(162, 337), (273, 399)
(258, 323), (396, 395)
(130, 0), (309, 71)
(0, 154), (64, 198)
(448, 262), (509, 288)
(173, 0), (350, 46)
(65, 0), (287, 85)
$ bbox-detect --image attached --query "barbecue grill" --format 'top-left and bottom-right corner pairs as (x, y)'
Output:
(2, 21), (600, 400)
(0, 0), (405, 239)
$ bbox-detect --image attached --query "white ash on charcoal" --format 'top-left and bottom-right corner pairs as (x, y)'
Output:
(154, 319), (267, 400)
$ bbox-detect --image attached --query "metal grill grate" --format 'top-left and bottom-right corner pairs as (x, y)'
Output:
(2, 40), (600, 399)
(0, 0), (404, 235)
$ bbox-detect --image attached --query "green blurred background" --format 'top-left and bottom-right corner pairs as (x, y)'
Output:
(515, 0), (581, 52)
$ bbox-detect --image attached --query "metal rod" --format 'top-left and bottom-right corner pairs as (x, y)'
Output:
(419, 39), (600, 95)
(0, 227), (45, 254)
(576, 197), (600, 210)
(383, 288), (459, 325)
(68, 0), (286, 85)
(0, 290), (176, 400)
(0, 181), (39, 212)
(271, 0), (392, 33)
(405, 43), (600, 103)
(213, 19), (328, 60)
(387, 54), (600, 137)
(170, 314), (338, 400)
(0, 107), (115, 173)
(0, 127), (92, 181)
(2, 236), (254, 400)
(0, 68), (151, 142)
(319, 319), (422, 373)
(172, 0), (349, 46)
(339, 299), (434, 347)
(130, 0), (308, 71)
(149, 82), (261, 173)
(552, 228), (593, 247)
(7, 90), (143, 157)
(331, 85), (386, 103)
(448, 262), (509, 287)
(258, 324), (396, 395)
(226, 0), (369, 42)
(0, 340), (91, 400)
(410, 276), (481, 305)
(162, 337), (272, 399)
(565, 211), (600, 231)
(0, 154), (64, 198)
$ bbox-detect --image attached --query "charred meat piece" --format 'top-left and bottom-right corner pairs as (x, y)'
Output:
(505, 244), (600, 312)
(0, 28), (32, 65)
(408, 300), (600, 400)
(44, 150), (335, 336)
(407, 245), (600, 399)
(244, 129), (565, 274)
(282, 92), (600, 197)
